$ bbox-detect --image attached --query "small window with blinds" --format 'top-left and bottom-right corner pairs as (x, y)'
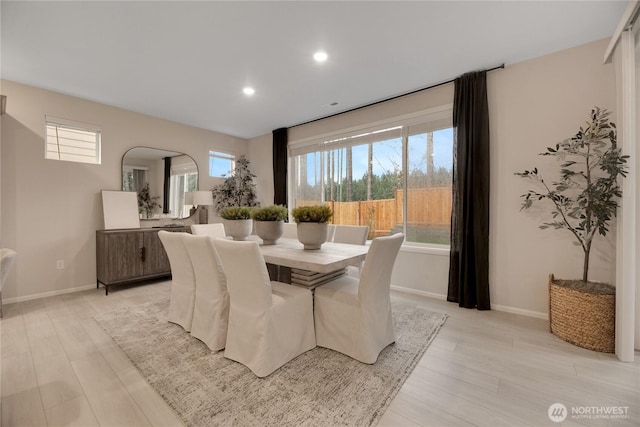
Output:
(45, 117), (101, 164)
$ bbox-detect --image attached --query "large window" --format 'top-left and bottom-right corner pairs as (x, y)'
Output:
(45, 117), (101, 164)
(289, 107), (452, 245)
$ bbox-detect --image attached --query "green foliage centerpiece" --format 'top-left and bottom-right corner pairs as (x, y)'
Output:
(291, 205), (333, 224)
(292, 205), (333, 250)
(219, 206), (253, 241)
(252, 205), (288, 245)
(515, 107), (627, 352)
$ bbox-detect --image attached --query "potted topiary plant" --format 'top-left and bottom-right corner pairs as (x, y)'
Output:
(219, 206), (253, 241)
(515, 107), (628, 352)
(291, 205), (333, 250)
(251, 205), (288, 245)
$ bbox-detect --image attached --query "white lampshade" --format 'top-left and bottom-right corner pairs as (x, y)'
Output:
(184, 191), (194, 206)
(192, 191), (213, 206)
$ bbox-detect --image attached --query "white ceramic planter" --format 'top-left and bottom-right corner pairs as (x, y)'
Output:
(223, 219), (253, 241)
(255, 220), (284, 245)
(296, 222), (328, 250)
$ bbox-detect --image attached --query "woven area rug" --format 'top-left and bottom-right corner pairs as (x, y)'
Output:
(94, 298), (447, 426)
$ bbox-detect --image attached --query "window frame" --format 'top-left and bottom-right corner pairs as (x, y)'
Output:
(208, 150), (236, 178)
(44, 116), (101, 164)
(288, 105), (453, 248)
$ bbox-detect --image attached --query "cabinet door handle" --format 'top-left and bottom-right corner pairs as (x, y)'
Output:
(141, 247), (146, 262)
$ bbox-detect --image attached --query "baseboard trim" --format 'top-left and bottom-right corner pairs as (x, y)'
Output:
(491, 303), (548, 320)
(391, 285), (549, 320)
(390, 285), (447, 301)
(3, 284), (97, 304)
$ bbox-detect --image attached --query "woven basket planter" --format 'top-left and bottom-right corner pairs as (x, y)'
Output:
(548, 274), (615, 353)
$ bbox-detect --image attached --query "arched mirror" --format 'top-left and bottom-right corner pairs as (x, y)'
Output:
(122, 147), (198, 219)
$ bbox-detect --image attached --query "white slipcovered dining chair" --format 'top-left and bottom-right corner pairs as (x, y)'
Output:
(1, 248), (17, 318)
(158, 231), (196, 332)
(190, 223), (226, 238)
(213, 238), (316, 377)
(281, 222), (298, 239)
(314, 233), (404, 364)
(182, 234), (229, 351)
(332, 225), (369, 276)
(332, 225), (369, 245)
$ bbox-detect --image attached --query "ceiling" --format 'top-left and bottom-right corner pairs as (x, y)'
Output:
(1, 1), (628, 139)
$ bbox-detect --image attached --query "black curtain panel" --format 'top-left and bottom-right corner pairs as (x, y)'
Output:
(447, 71), (491, 310)
(272, 127), (288, 206)
(163, 156), (171, 214)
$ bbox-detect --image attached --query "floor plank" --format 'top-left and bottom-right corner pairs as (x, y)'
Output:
(1, 283), (638, 426)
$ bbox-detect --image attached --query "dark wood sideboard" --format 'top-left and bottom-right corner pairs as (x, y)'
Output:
(96, 226), (190, 295)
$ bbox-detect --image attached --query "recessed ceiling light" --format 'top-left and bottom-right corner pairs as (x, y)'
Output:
(243, 87), (255, 96)
(313, 51), (328, 62)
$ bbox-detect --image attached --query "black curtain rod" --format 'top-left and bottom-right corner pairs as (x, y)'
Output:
(289, 63), (505, 129)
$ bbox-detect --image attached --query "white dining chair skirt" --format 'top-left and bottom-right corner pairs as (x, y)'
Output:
(158, 231), (196, 332)
(213, 238), (316, 377)
(332, 224), (369, 277)
(190, 223), (226, 238)
(182, 234), (229, 351)
(313, 233), (404, 364)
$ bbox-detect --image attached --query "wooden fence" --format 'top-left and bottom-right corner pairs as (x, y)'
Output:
(296, 187), (451, 236)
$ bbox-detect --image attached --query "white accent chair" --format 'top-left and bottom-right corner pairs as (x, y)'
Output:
(158, 231), (196, 332)
(314, 233), (404, 364)
(1, 248), (17, 318)
(281, 222), (298, 239)
(332, 225), (369, 245)
(190, 223), (226, 238)
(182, 234), (229, 351)
(213, 239), (316, 377)
(332, 225), (369, 276)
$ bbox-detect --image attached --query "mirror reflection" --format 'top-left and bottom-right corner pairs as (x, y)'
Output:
(122, 147), (198, 219)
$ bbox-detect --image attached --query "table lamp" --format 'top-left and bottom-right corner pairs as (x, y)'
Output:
(192, 191), (213, 224)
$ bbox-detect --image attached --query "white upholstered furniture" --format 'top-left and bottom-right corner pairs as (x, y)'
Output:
(332, 225), (369, 277)
(1, 248), (17, 318)
(190, 223), (226, 238)
(332, 225), (369, 245)
(314, 233), (404, 363)
(158, 231), (196, 331)
(281, 222), (298, 239)
(182, 234), (229, 351)
(213, 239), (316, 377)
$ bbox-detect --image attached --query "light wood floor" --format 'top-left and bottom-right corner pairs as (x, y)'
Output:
(1, 282), (638, 427)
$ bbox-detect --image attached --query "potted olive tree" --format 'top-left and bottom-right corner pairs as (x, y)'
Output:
(291, 205), (333, 250)
(252, 205), (288, 245)
(515, 107), (628, 352)
(137, 183), (160, 219)
(220, 206), (253, 241)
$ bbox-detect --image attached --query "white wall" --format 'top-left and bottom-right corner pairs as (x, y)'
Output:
(0, 80), (247, 301)
(247, 133), (274, 207)
(1, 38), (618, 316)
(248, 38), (617, 318)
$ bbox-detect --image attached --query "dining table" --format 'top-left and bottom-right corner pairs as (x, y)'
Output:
(252, 237), (369, 289)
